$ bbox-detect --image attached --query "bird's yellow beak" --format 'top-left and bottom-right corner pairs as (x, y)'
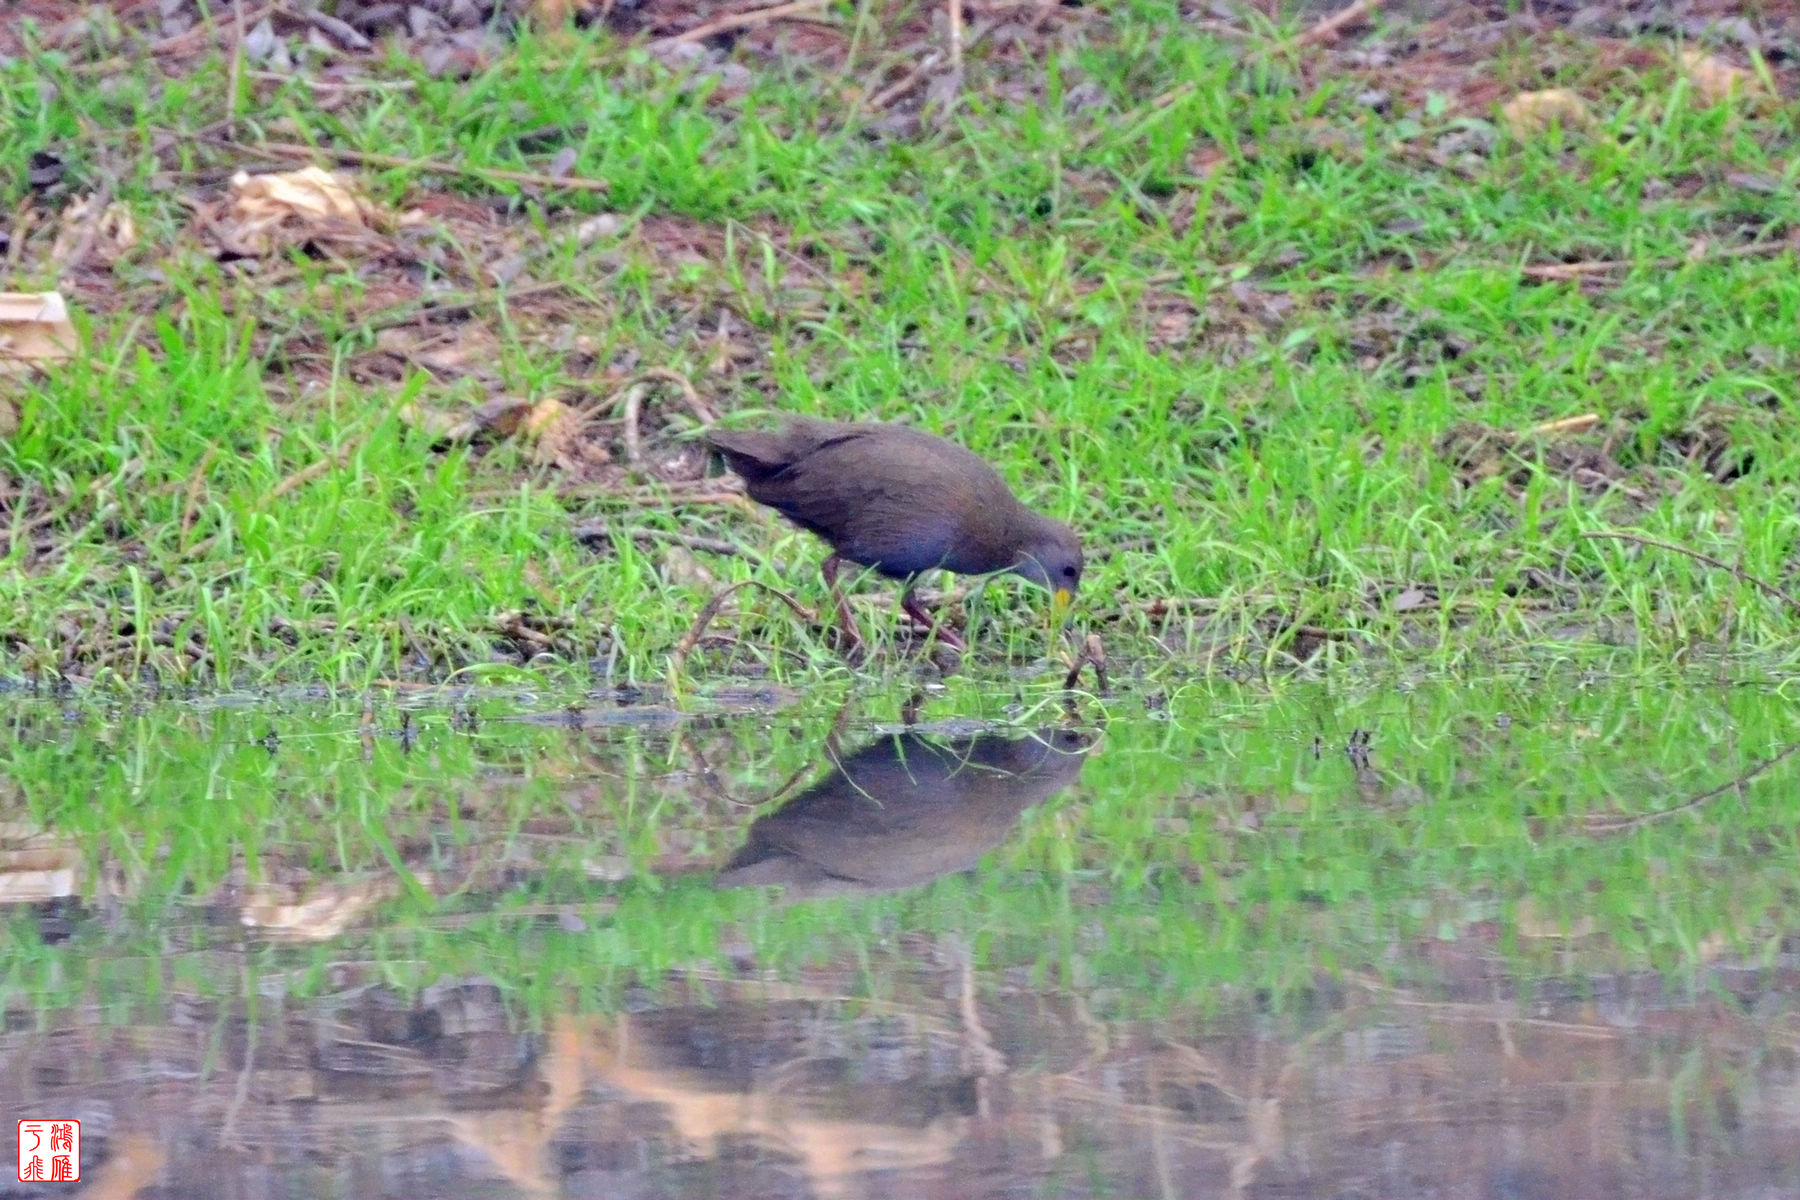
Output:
(1046, 588), (1075, 656)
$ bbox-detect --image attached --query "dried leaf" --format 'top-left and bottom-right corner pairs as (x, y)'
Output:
(1723, 170), (1782, 194)
(471, 395), (534, 438)
(525, 398), (588, 469)
(531, 0), (579, 23)
(416, 29), (501, 78)
(547, 146), (579, 179)
(1513, 896), (1597, 940)
(575, 213), (623, 244)
(231, 166), (374, 226)
(242, 15), (279, 62)
(241, 877), (404, 942)
(221, 166), (382, 256)
(494, 609), (569, 652)
(1500, 89), (1590, 137)
(398, 402), (478, 442)
(1391, 586), (1431, 613)
(1677, 48), (1765, 106)
(0, 292), (79, 374)
(0, 834), (81, 903)
(49, 194), (137, 268)
(661, 545), (716, 590)
(398, 396), (532, 444)
(303, 9), (371, 51)
(375, 323), (500, 374)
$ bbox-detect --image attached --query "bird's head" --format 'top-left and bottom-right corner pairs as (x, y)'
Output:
(1011, 516), (1084, 616)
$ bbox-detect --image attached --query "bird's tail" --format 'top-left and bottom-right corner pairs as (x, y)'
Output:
(705, 429), (793, 482)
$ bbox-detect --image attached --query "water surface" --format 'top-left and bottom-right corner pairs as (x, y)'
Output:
(1, 678), (1796, 1198)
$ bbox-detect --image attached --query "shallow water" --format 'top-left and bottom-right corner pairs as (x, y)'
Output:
(1, 678), (1797, 1199)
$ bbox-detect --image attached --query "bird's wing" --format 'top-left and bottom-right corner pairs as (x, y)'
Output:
(778, 435), (995, 567)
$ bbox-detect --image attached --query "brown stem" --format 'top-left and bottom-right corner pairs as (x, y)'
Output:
(1582, 742), (1800, 834)
(1579, 530), (1799, 610)
(1290, 0), (1383, 46)
(1063, 632), (1109, 692)
(650, 0), (835, 48)
(670, 579), (816, 674)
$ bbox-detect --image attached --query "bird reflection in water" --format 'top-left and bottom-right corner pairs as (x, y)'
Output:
(717, 727), (1092, 899)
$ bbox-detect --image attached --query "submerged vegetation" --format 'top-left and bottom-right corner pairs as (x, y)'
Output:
(5, 677), (1796, 1010)
(0, 2), (1796, 685)
(7, 678), (1796, 1197)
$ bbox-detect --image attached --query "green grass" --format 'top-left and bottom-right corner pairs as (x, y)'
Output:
(2, 4), (1798, 684)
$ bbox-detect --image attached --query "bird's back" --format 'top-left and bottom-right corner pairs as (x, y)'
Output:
(710, 419), (1024, 578)
(705, 417), (851, 484)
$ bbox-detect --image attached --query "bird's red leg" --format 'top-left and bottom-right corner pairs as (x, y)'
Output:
(821, 555), (864, 653)
(900, 583), (965, 652)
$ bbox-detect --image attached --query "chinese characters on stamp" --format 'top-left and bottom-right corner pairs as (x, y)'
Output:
(16, 1120), (79, 1184)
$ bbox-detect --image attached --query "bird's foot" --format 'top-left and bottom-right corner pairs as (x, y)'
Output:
(830, 624), (867, 664)
(900, 592), (965, 652)
(821, 557), (868, 662)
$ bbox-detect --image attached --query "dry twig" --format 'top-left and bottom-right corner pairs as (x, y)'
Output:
(266, 442), (358, 503)
(669, 579), (817, 673)
(1579, 530), (1799, 610)
(1062, 632), (1110, 693)
(1582, 742), (1800, 834)
(290, 4), (372, 52)
(680, 731), (812, 809)
(1521, 237), (1796, 281)
(244, 71), (417, 92)
(864, 50), (945, 111)
(1528, 413), (1600, 436)
(594, 368), (714, 471)
(619, 382), (650, 469)
(650, 0), (835, 48)
(571, 521), (751, 559)
(1290, 0), (1384, 46)
(180, 446), (217, 541)
(636, 366), (718, 425)
(1072, 79), (1193, 151)
(494, 483), (744, 505)
(1519, 260), (1627, 281)
(362, 280), (577, 332)
(224, 0), (247, 141)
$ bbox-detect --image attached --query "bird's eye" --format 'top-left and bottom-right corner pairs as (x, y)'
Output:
(1062, 565), (1077, 578)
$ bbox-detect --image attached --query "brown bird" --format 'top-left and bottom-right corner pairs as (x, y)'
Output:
(715, 727), (1093, 897)
(707, 416), (1083, 651)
